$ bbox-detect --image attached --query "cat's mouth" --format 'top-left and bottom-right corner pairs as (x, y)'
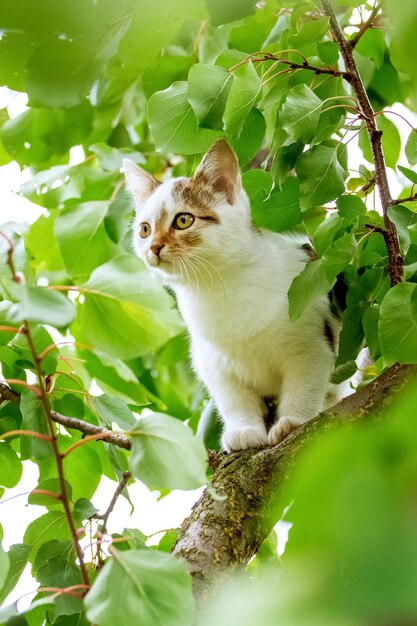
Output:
(147, 253), (174, 271)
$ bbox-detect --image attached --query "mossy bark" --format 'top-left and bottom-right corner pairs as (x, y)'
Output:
(172, 363), (417, 601)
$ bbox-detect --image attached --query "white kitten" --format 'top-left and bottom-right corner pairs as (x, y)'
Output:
(124, 140), (338, 451)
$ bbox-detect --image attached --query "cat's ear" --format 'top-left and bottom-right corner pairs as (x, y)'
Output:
(123, 159), (160, 205)
(192, 139), (241, 204)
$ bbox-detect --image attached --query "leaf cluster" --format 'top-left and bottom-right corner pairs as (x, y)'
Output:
(1, 0), (417, 624)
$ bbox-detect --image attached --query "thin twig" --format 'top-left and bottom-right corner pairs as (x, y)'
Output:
(391, 193), (417, 205)
(92, 470), (131, 570)
(349, 1), (383, 48)
(98, 471), (131, 536)
(231, 51), (349, 79)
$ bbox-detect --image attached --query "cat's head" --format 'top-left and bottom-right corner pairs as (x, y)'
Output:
(124, 140), (251, 284)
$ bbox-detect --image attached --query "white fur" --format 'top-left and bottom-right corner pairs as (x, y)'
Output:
(126, 159), (338, 452)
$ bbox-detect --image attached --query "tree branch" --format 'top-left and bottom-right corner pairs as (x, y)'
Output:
(321, 0), (404, 287)
(172, 363), (417, 602)
(0, 383), (132, 451)
(349, 2), (382, 49)
(391, 193), (417, 205)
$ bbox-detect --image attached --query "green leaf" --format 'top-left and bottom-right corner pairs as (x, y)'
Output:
(230, 108), (266, 166)
(73, 498), (98, 520)
(317, 41), (339, 66)
(85, 549), (196, 626)
(38, 433), (102, 502)
(0, 543), (9, 591)
(280, 84), (323, 144)
(223, 62), (261, 136)
(196, 400), (222, 451)
(379, 282), (417, 364)
(8, 324), (58, 376)
(398, 164), (417, 185)
(82, 351), (155, 407)
(55, 202), (116, 283)
(148, 82), (222, 155)
(337, 195), (367, 223)
(26, 212), (66, 277)
(8, 284), (75, 328)
(143, 56), (195, 100)
(188, 64), (232, 130)
(205, 0), (256, 26)
(92, 394), (136, 430)
(0, 442), (22, 488)
(0, 544), (31, 604)
(20, 390), (51, 460)
(359, 115), (401, 170)
(271, 142), (304, 189)
(289, 232), (357, 320)
(25, 39), (102, 109)
(2, 103), (92, 167)
(405, 129), (417, 166)
(23, 511), (72, 564)
(28, 478), (72, 508)
(330, 360), (357, 385)
(129, 413), (207, 490)
(287, 16), (330, 56)
(295, 144), (347, 209)
(0, 596), (53, 625)
(336, 302), (364, 366)
(251, 177), (303, 232)
(356, 28), (385, 68)
(388, 204), (417, 253)
(75, 255), (183, 359)
(120, 0), (207, 68)
(38, 555), (83, 619)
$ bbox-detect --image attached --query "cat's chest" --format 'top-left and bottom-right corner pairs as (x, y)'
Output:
(175, 279), (289, 344)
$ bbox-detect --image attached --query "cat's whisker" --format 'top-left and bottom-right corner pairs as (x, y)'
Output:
(184, 255), (210, 291)
(182, 255), (201, 294)
(177, 256), (198, 291)
(188, 252), (228, 296)
(186, 253), (215, 289)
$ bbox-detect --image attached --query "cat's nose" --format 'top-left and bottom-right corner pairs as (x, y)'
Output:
(150, 243), (165, 257)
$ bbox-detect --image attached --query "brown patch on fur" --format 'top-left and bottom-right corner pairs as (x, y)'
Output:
(323, 320), (336, 354)
(180, 230), (203, 246)
(154, 206), (168, 231)
(172, 177), (221, 225)
(300, 242), (317, 261)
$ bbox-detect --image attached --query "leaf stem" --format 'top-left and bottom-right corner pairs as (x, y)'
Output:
(1, 429), (53, 442)
(62, 432), (115, 457)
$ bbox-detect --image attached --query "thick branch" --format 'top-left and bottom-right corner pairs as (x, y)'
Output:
(321, 0), (403, 286)
(172, 363), (417, 602)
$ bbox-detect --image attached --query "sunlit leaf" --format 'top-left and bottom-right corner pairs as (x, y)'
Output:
(129, 413), (207, 490)
(85, 549), (196, 626)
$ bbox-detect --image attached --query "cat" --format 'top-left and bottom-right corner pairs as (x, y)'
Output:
(124, 140), (339, 451)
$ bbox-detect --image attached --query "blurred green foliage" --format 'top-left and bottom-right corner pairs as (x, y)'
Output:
(0, 0), (417, 624)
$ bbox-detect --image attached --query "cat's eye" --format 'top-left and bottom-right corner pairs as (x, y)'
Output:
(139, 222), (151, 238)
(173, 213), (194, 230)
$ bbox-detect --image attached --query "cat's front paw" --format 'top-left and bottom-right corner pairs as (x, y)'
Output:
(268, 416), (305, 446)
(222, 425), (269, 452)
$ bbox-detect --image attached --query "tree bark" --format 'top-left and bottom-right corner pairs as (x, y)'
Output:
(172, 363), (417, 602)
